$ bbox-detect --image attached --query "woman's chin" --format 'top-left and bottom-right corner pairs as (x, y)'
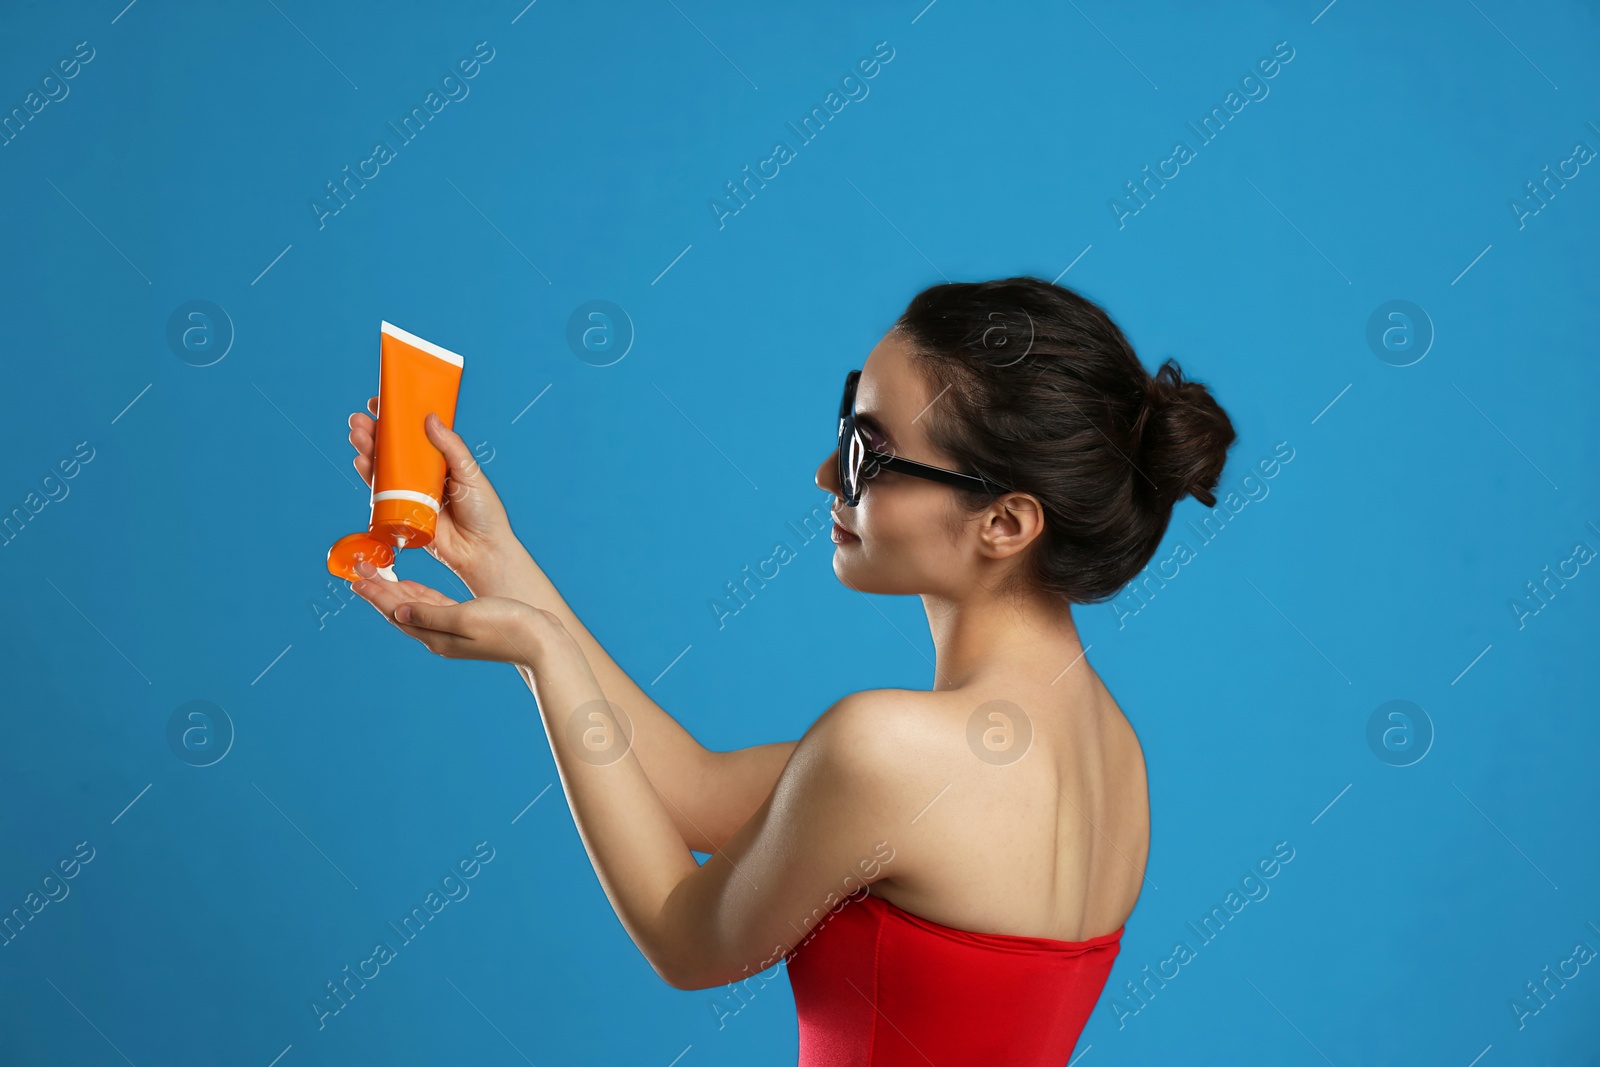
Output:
(831, 553), (879, 592)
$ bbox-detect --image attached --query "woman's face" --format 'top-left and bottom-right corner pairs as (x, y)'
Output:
(815, 331), (978, 596)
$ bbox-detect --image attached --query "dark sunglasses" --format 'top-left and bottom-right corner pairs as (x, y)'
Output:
(836, 368), (1014, 507)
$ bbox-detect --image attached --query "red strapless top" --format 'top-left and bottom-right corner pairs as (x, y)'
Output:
(785, 889), (1123, 1066)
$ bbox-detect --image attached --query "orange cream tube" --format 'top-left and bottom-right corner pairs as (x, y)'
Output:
(326, 321), (464, 581)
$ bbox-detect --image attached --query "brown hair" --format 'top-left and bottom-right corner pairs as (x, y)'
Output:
(892, 276), (1237, 604)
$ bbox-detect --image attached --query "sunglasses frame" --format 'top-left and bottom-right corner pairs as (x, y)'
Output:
(836, 368), (1014, 508)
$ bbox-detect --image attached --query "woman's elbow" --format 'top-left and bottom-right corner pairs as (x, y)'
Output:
(657, 954), (710, 991)
(653, 939), (737, 990)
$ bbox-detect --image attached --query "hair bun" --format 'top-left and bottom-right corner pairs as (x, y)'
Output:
(1136, 359), (1232, 508)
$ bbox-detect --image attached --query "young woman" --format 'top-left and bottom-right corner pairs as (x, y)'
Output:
(346, 276), (1236, 1064)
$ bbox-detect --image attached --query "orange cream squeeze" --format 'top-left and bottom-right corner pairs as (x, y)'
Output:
(327, 321), (464, 582)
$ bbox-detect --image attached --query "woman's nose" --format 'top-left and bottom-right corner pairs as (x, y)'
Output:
(816, 448), (841, 497)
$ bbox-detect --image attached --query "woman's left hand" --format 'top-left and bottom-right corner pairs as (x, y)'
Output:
(349, 560), (552, 668)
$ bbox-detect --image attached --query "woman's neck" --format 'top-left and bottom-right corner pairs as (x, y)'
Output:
(920, 588), (1083, 692)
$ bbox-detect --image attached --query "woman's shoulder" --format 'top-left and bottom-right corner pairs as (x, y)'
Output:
(803, 688), (931, 757)
(811, 681), (1145, 797)
(799, 687), (989, 789)
(808, 688), (960, 746)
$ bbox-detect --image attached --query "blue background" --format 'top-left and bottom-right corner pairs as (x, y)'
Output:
(2, 0), (1597, 1063)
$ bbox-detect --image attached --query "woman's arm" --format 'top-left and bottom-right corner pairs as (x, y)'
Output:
(348, 404), (793, 853)
(349, 578), (915, 990)
(502, 609), (910, 988)
(457, 541), (797, 854)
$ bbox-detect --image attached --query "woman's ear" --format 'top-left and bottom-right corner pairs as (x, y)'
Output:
(976, 493), (1046, 560)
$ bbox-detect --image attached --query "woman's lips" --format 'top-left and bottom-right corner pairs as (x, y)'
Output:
(832, 521), (859, 544)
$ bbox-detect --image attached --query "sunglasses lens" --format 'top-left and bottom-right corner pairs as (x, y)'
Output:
(846, 430), (864, 500)
(838, 371), (864, 504)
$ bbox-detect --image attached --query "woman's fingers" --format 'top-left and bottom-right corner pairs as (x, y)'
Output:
(348, 572), (487, 658)
(393, 578), (458, 606)
(349, 415), (374, 450)
(391, 599), (459, 630)
(349, 429), (374, 488)
(349, 409), (377, 487)
(424, 414), (510, 524)
(349, 402), (503, 517)
(423, 413), (485, 490)
(391, 596), (542, 664)
(367, 395), (378, 416)
(352, 564), (455, 603)
(350, 569), (539, 663)
(350, 570), (458, 623)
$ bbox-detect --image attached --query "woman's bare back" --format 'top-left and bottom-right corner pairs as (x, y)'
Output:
(864, 666), (1150, 944)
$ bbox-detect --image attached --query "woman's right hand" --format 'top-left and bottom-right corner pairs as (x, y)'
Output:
(348, 395), (519, 588)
